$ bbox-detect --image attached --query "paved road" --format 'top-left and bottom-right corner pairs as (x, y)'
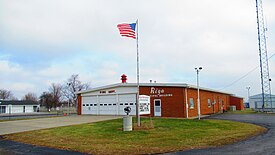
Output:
(0, 115), (120, 135)
(167, 113), (275, 155)
(0, 140), (87, 155)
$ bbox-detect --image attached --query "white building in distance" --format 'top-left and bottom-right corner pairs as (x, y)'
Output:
(0, 100), (40, 114)
(249, 94), (275, 110)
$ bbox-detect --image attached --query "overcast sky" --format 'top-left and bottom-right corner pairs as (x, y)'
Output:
(0, 0), (274, 100)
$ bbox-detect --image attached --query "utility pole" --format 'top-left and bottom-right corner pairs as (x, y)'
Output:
(195, 67), (202, 120)
(246, 86), (251, 102)
(67, 82), (71, 115)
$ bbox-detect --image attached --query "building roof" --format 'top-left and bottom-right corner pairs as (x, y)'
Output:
(76, 82), (233, 95)
(0, 100), (39, 106)
(249, 93), (275, 99)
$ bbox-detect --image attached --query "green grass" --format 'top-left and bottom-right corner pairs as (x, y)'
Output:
(5, 117), (266, 155)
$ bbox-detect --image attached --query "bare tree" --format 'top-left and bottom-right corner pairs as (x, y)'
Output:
(62, 74), (90, 107)
(39, 92), (54, 110)
(22, 92), (38, 101)
(39, 83), (63, 109)
(48, 83), (63, 108)
(0, 89), (14, 100)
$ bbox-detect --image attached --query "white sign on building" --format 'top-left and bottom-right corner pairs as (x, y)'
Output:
(139, 95), (150, 115)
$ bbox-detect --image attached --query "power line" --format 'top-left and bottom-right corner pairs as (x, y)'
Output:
(221, 53), (275, 90)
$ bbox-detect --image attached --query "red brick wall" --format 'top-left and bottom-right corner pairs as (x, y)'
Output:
(229, 96), (244, 110)
(77, 94), (82, 115)
(185, 89), (229, 117)
(140, 86), (185, 117)
(140, 86), (230, 118)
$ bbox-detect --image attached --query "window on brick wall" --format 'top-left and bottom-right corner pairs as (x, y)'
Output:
(190, 98), (194, 109)
(208, 99), (211, 107)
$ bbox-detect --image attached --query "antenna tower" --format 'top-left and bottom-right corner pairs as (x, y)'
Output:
(255, 0), (272, 111)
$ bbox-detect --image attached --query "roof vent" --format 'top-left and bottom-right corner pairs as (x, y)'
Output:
(121, 74), (127, 83)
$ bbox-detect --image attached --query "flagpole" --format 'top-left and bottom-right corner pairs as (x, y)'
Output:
(136, 19), (140, 127)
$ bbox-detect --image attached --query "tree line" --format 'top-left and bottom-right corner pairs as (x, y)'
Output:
(0, 74), (90, 110)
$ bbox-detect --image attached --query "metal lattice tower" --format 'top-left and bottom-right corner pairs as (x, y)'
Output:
(255, 0), (272, 111)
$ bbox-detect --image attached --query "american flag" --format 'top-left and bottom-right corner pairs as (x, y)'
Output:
(117, 23), (136, 39)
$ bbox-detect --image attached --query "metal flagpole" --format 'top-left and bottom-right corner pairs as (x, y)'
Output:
(136, 19), (140, 127)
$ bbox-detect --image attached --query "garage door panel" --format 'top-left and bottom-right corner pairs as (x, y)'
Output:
(82, 94), (137, 115)
(99, 95), (117, 115)
(118, 94), (136, 115)
(82, 96), (97, 114)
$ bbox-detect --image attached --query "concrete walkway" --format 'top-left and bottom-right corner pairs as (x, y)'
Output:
(0, 115), (121, 135)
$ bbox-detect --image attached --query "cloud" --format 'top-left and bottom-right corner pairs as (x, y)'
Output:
(0, 0), (274, 101)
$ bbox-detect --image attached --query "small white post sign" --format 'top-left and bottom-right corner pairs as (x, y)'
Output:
(139, 95), (150, 115)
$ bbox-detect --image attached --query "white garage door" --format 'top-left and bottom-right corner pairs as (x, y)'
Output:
(89, 96), (98, 114)
(82, 96), (97, 114)
(82, 94), (137, 115)
(98, 95), (117, 115)
(118, 94), (136, 115)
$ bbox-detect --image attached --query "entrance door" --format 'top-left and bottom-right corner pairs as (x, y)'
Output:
(154, 99), (161, 116)
(0, 106), (6, 114)
(33, 106), (37, 112)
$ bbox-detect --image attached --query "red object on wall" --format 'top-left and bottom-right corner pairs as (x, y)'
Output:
(229, 96), (244, 110)
(121, 74), (127, 83)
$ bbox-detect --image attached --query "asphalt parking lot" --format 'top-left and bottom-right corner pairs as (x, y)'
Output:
(167, 113), (275, 155)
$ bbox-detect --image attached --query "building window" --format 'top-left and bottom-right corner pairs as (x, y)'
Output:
(94, 104), (97, 106)
(120, 103), (123, 105)
(190, 98), (194, 109)
(0, 106), (6, 113)
(83, 104), (85, 106)
(130, 103), (134, 105)
(108, 104), (112, 106)
(125, 103), (128, 105)
(100, 104), (103, 106)
(113, 103), (117, 106)
(90, 104), (93, 106)
(86, 104), (89, 106)
(208, 99), (211, 107)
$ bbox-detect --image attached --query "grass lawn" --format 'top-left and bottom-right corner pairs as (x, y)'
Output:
(4, 117), (266, 155)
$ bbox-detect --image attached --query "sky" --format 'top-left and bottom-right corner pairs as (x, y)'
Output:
(0, 0), (274, 101)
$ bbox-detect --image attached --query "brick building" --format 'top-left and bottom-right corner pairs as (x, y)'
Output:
(229, 96), (244, 110)
(76, 76), (243, 118)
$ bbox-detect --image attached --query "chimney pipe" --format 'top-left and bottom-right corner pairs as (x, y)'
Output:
(121, 74), (127, 83)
